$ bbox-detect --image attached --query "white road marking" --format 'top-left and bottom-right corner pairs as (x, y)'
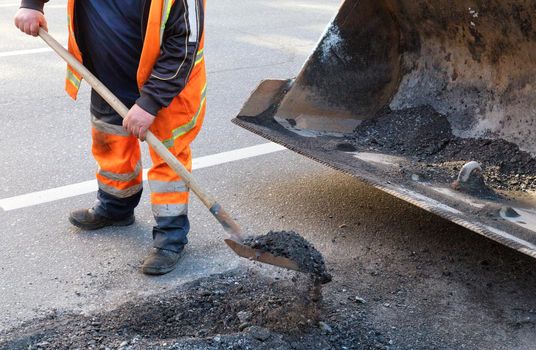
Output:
(0, 143), (286, 211)
(0, 47), (53, 58)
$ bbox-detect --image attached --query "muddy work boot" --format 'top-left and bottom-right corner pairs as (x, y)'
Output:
(68, 208), (135, 231)
(141, 248), (183, 276)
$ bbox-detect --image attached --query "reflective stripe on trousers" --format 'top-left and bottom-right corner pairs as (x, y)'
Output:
(90, 113), (193, 220)
(149, 180), (189, 217)
(148, 146), (192, 219)
(91, 114), (143, 199)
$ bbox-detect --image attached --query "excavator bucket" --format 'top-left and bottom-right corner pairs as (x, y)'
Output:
(233, 0), (536, 258)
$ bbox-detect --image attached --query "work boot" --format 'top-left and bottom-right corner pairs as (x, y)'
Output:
(141, 248), (183, 276)
(68, 208), (135, 231)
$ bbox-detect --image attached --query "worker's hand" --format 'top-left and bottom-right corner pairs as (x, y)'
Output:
(14, 8), (48, 37)
(123, 104), (156, 141)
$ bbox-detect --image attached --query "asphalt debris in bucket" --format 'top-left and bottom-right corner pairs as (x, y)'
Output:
(350, 105), (536, 192)
(243, 231), (332, 284)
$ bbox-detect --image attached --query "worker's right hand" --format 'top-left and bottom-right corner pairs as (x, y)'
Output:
(14, 8), (48, 37)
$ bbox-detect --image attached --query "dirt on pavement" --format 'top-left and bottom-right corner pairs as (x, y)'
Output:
(2, 171), (536, 350)
(2, 218), (536, 350)
(0, 268), (370, 350)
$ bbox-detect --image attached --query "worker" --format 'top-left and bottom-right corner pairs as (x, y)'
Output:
(14, 0), (206, 276)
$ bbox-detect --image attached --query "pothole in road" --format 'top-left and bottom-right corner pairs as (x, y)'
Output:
(0, 268), (371, 350)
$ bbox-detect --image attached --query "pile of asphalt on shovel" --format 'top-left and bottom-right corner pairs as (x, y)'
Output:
(1, 231), (384, 350)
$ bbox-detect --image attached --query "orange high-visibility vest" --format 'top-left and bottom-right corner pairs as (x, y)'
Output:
(65, 0), (205, 112)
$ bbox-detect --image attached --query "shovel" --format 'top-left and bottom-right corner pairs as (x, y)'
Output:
(38, 29), (300, 272)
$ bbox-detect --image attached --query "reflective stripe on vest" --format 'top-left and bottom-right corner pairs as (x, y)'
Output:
(65, 6), (84, 99)
(66, 68), (81, 91)
(186, 0), (199, 44)
(195, 48), (204, 66)
(160, 0), (175, 42)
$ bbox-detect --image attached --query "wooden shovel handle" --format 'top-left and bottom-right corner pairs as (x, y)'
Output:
(38, 29), (243, 239)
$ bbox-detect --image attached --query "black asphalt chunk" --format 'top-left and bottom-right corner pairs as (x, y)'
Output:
(243, 230), (332, 284)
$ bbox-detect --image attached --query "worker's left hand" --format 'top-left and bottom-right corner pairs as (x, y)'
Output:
(123, 104), (155, 141)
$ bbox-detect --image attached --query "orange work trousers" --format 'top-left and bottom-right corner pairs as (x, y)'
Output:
(90, 82), (206, 251)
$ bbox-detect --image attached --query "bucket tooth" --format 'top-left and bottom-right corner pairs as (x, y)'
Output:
(500, 207), (521, 219)
(451, 161), (493, 196)
(455, 161), (483, 184)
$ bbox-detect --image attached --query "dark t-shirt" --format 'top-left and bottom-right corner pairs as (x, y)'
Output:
(76, 0), (144, 109)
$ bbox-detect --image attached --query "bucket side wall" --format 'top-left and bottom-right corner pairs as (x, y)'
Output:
(278, 0), (536, 154)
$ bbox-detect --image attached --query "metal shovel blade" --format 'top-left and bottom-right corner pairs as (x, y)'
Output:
(224, 239), (301, 272)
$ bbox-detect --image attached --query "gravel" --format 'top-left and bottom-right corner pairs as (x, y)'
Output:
(350, 105), (536, 192)
(0, 269), (370, 350)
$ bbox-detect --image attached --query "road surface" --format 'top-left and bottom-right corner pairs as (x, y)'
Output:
(1, 1), (535, 349)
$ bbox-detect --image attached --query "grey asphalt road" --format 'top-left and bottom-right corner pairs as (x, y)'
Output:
(1, 1), (536, 349)
(0, 0), (340, 330)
